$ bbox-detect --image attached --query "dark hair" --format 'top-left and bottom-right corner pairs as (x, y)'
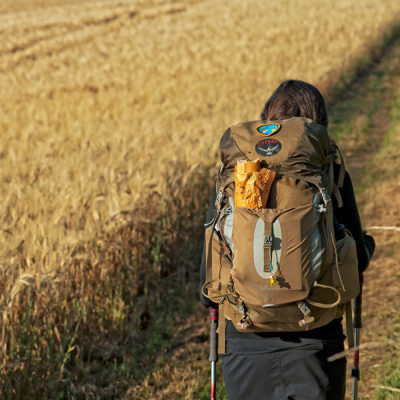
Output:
(260, 80), (328, 127)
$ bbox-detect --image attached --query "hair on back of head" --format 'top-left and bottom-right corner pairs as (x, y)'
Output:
(261, 80), (328, 128)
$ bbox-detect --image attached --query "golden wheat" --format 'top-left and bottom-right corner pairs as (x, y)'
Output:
(1, 0), (400, 377)
(0, 0), (399, 256)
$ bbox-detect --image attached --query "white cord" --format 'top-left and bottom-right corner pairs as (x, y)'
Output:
(367, 226), (400, 232)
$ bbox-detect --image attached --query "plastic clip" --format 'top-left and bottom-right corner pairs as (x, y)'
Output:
(319, 188), (331, 206)
(315, 204), (327, 213)
(263, 235), (272, 247)
(216, 190), (224, 206)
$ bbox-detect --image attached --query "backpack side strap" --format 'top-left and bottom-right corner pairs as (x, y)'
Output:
(324, 191), (345, 290)
(329, 158), (343, 208)
(217, 303), (226, 354)
(334, 145), (346, 188)
(332, 183), (343, 208)
(202, 279), (232, 301)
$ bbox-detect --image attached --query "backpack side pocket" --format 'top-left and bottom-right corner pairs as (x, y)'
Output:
(332, 230), (360, 304)
(205, 225), (232, 298)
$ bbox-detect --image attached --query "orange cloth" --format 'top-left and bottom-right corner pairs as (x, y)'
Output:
(234, 160), (276, 208)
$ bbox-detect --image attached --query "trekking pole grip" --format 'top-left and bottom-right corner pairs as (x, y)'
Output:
(353, 274), (364, 329)
(209, 307), (218, 362)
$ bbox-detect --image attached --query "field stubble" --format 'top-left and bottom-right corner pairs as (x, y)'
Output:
(1, 0), (400, 397)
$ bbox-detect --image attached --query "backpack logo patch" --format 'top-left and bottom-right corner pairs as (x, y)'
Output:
(256, 123), (281, 136)
(255, 139), (282, 156)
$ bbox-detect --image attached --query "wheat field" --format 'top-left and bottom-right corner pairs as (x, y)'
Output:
(2, 0), (400, 289)
(1, 0), (400, 396)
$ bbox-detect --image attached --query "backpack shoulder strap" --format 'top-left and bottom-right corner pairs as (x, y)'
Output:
(329, 148), (344, 208)
(334, 144), (346, 188)
(332, 183), (343, 208)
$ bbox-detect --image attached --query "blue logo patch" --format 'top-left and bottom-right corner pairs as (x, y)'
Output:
(256, 123), (281, 136)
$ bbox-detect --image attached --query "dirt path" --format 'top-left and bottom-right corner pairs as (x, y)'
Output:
(331, 39), (400, 400)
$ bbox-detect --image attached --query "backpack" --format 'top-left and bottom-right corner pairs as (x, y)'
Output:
(202, 117), (360, 353)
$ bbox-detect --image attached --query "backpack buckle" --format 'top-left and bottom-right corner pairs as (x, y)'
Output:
(263, 235), (272, 248)
(297, 301), (315, 328)
(216, 190), (224, 207)
(297, 301), (312, 317)
(320, 188), (331, 206)
(315, 204), (327, 213)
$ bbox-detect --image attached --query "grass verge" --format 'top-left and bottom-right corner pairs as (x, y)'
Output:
(361, 65), (400, 400)
(0, 164), (215, 398)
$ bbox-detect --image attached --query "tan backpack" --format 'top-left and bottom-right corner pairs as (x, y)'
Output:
(202, 117), (360, 353)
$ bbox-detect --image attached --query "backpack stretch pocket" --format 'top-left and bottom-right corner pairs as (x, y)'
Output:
(204, 226), (232, 295)
(230, 204), (314, 307)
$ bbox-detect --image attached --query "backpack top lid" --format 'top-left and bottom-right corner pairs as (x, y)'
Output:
(219, 117), (336, 191)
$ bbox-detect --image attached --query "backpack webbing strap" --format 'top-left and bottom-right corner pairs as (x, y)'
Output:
(218, 303), (226, 354)
(332, 183), (343, 208)
(346, 301), (354, 349)
(329, 159), (343, 208)
(263, 222), (273, 273)
(328, 156), (335, 196)
(202, 279), (231, 300)
(205, 213), (221, 287)
(335, 146), (346, 188)
(325, 194), (345, 291)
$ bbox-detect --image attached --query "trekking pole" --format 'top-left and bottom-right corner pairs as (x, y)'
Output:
(352, 273), (364, 400)
(209, 307), (218, 400)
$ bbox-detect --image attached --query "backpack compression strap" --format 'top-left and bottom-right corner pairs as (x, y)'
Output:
(329, 157), (344, 208)
(327, 154), (355, 349)
(320, 187), (345, 291)
(306, 281), (342, 308)
(201, 279), (231, 300)
(334, 144), (346, 188)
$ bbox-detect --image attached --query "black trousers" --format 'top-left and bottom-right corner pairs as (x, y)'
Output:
(221, 339), (346, 400)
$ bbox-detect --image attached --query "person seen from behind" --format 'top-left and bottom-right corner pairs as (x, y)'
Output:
(199, 80), (375, 400)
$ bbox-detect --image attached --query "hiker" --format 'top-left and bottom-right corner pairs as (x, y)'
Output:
(199, 80), (375, 400)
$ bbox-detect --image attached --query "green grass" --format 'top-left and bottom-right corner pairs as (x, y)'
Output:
(353, 42), (400, 400)
(374, 359), (400, 400)
(370, 92), (400, 399)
